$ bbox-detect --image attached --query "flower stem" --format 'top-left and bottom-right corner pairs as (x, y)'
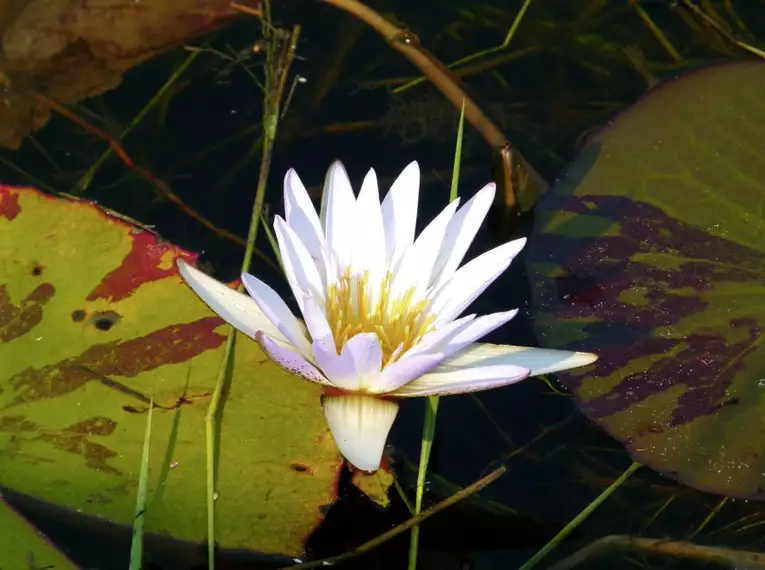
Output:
(519, 461), (642, 570)
(408, 395), (440, 570)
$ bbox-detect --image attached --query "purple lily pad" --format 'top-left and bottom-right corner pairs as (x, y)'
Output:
(526, 60), (765, 499)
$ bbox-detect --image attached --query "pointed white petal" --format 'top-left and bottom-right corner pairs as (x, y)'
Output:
(431, 183), (495, 289)
(283, 169), (326, 282)
(319, 160), (335, 230)
(274, 216), (326, 306)
(256, 331), (333, 386)
(240, 272), (313, 359)
(370, 353), (444, 393)
(323, 161), (356, 271)
(400, 314), (476, 359)
(352, 168), (386, 291)
(435, 342), (599, 377)
(380, 161), (420, 269)
(428, 237), (527, 325)
(313, 332), (383, 391)
(177, 259), (290, 346)
(391, 198), (460, 300)
(436, 309), (518, 360)
(392, 362), (531, 397)
(299, 294), (332, 341)
(322, 394), (399, 472)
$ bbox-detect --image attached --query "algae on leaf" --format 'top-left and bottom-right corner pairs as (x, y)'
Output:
(0, 186), (344, 556)
(526, 60), (765, 500)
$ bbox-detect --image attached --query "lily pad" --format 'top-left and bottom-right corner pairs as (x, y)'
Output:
(0, 185), (344, 556)
(0, 497), (79, 570)
(526, 60), (765, 499)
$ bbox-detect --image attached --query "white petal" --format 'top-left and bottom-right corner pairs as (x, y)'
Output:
(436, 309), (519, 360)
(428, 237), (527, 326)
(392, 362), (531, 397)
(240, 272), (313, 359)
(283, 169), (326, 282)
(299, 294), (332, 341)
(274, 216), (326, 306)
(352, 168), (386, 291)
(322, 394), (399, 472)
(313, 332), (383, 391)
(436, 342), (599, 377)
(380, 161), (419, 269)
(323, 161), (356, 271)
(390, 198), (460, 300)
(177, 259), (289, 346)
(371, 353), (444, 393)
(400, 314), (477, 359)
(431, 183), (495, 289)
(256, 331), (333, 386)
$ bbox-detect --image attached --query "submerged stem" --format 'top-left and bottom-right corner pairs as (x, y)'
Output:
(519, 461), (642, 570)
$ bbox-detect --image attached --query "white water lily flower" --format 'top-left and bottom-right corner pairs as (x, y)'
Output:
(177, 161), (597, 472)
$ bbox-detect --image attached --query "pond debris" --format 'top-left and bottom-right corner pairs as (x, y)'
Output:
(0, 0), (241, 149)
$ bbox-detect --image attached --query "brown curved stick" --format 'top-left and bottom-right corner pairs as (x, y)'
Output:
(320, 0), (548, 211)
(549, 534), (765, 570)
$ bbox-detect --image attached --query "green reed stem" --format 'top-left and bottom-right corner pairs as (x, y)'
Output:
(408, 396), (439, 570)
(519, 461), (642, 570)
(203, 11), (301, 570)
(129, 396), (154, 570)
(408, 100), (466, 570)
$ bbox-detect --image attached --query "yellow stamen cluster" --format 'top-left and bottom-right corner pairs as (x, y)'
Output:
(324, 269), (436, 367)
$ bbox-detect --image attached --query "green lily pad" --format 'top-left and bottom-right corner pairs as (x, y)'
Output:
(526, 60), (765, 499)
(0, 186), (344, 556)
(0, 497), (79, 570)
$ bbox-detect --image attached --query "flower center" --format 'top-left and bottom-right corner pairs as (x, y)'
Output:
(324, 269), (436, 367)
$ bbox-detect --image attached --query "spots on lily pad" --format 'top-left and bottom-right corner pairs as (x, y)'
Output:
(90, 310), (121, 331)
(0, 282), (55, 342)
(290, 463), (312, 474)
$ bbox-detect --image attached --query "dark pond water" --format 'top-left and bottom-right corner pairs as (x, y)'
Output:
(2, 1), (765, 569)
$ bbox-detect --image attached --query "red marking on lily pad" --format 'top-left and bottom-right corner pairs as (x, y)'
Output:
(5, 316), (226, 408)
(87, 232), (197, 303)
(0, 186), (21, 220)
(526, 60), (765, 500)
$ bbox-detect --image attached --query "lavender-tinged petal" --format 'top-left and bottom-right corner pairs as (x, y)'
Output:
(240, 272), (313, 360)
(368, 353), (444, 394)
(312, 332), (383, 391)
(255, 331), (333, 386)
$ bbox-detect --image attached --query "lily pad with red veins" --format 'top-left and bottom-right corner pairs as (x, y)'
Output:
(0, 186), (348, 557)
(526, 60), (765, 499)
